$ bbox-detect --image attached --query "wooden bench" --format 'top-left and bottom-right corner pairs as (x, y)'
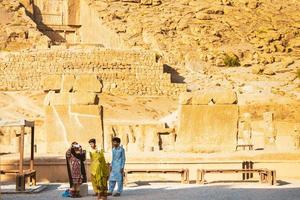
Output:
(124, 169), (190, 185)
(196, 169), (276, 185)
(1, 169), (36, 191)
(235, 144), (254, 151)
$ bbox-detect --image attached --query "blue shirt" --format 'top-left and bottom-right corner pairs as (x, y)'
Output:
(109, 146), (126, 181)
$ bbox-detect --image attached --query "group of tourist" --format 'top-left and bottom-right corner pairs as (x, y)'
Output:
(65, 137), (126, 199)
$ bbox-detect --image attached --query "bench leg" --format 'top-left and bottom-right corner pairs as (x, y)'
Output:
(31, 173), (36, 186)
(263, 172), (267, 183)
(196, 170), (200, 184)
(16, 175), (25, 191)
(197, 170), (205, 184)
(271, 170), (276, 185)
(242, 161), (246, 180)
(184, 169), (190, 184)
(261, 170), (270, 184)
(259, 172), (267, 183)
(259, 172), (262, 183)
(201, 171), (205, 184)
(181, 170), (186, 184)
(27, 175), (31, 186)
(268, 171), (272, 184)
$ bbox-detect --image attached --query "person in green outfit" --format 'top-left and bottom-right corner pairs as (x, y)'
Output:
(89, 138), (109, 200)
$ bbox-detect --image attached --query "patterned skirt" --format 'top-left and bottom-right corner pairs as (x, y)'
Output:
(70, 155), (82, 184)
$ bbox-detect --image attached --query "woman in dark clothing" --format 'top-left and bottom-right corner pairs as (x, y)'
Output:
(69, 144), (83, 197)
(66, 143), (87, 188)
(66, 142), (78, 188)
(78, 145), (87, 184)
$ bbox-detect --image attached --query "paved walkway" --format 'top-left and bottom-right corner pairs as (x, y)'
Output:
(2, 181), (300, 200)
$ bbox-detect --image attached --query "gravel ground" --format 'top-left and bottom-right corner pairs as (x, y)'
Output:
(2, 181), (300, 200)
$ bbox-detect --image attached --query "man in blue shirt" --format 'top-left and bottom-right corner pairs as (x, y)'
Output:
(108, 137), (126, 197)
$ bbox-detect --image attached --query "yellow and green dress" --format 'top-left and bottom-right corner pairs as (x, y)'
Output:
(90, 148), (109, 196)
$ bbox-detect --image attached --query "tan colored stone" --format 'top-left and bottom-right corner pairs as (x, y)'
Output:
(212, 89), (237, 104)
(42, 75), (62, 91)
(176, 105), (239, 152)
(141, 0), (152, 5)
(61, 75), (75, 92)
(195, 13), (212, 20)
(45, 105), (103, 153)
(252, 65), (264, 74)
(263, 68), (276, 75)
(71, 92), (98, 105)
(179, 92), (193, 105)
(49, 92), (72, 105)
(44, 91), (55, 106)
(73, 75), (102, 92)
(152, 0), (162, 6)
(192, 91), (213, 105)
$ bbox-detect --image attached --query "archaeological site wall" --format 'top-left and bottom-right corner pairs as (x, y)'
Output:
(239, 104), (300, 151)
(176, 90), (300, 152)
(0, 48), (186, 96)
(0, 48), (186, 154)
(176, 90), (239, 152)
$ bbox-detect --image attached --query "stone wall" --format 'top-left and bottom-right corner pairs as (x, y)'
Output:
(0, 48), (186, 96)
(175, 90), (239, 152)
(176, 90), (300, 152)
(45, 105), (103, 154)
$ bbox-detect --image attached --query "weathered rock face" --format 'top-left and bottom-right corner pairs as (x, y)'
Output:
(84, 0), (300, 101)
(90, 0), (300, 65)
(0, 0), (50, 51)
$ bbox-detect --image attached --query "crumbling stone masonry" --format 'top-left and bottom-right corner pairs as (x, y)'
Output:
(0, 49), (186, 96)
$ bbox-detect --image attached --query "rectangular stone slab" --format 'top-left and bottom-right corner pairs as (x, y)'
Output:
(44, 105), (103, 153)
(176, 105), (238, 152)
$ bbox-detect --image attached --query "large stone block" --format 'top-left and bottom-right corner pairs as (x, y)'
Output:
(179, 92), (193, 105)
(45, 105), (103, 154)
(73, 75), (102, 92)
(192, 91), (213, 105)
(44, 91), (55, 106)
(212, 89), (237, 104)
(42, 75), (62, 91)
(49, 92), (72, 105)
(61, 75), (75, 92)
(71, 92), (98, 105)
(176, 105), (238, 152)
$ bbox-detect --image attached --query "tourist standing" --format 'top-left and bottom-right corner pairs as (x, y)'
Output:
(66, 142), (78, 188)
(78, 145), (87, 184)
(69, 144), (83, 197)
(89, 138), (109, 200)
(108, 137), (126, 197)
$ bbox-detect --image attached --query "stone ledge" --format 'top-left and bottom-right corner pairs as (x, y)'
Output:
(179, 89), (238, 105)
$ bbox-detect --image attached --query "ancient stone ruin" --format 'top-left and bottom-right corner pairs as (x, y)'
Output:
(0, 0), (300, 184)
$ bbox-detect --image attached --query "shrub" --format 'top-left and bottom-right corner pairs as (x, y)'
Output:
(223, 54), (240, 67)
